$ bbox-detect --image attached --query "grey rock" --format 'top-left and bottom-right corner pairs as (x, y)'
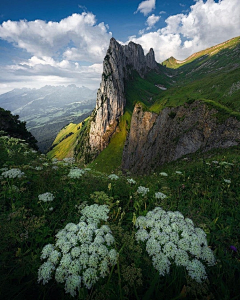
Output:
(89, 38), (159, 155)
(122, 101), (240, 173)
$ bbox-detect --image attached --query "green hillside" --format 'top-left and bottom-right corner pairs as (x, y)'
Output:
(1, 131), (240, 300)
(47, 122), (83, 160)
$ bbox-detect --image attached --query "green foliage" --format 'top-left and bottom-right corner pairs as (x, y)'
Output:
(1, 134), (240, 300)
(0, 107), (38, 149)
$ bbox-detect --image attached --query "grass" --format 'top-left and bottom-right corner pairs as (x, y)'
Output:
(47, 122), (83, 160)
(0, 132), (240, 300)
(88, 111), (131, 173)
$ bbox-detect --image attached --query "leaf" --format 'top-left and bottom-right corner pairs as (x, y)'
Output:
(16, 247), (21, 257)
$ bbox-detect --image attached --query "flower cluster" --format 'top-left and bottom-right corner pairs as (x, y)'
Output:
(155, 192), (167, 200)
(219, 161), (234, 166)
(135, 207), (215, 283)
(38, 204), (118, 297)
(160, 172), (168, 177)
(68, 168), (85, 179)
(108, 174), (119, 180)
(63, 157), (75, 165)
(137, 186), (149, 196)
(223, 179), (231, 184)
(175, 171), (183, 175)
(38, 192), (55, 202)
(80, 204), (109, 225)
(1, 168), (25, 179)
(127, 178), (136, 185)
(35, 166), (43, 171)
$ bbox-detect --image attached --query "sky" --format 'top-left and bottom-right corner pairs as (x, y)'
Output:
(0, 0), (240, 94)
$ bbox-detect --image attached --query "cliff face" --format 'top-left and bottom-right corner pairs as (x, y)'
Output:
(88, 38), (158, 155)
(122, 101), (240, 173)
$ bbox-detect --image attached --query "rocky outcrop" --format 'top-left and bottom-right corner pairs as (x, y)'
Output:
(122, 101), (240, 173)
(88, 38), (159, 155)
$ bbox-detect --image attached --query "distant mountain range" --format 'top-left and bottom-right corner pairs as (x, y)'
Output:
(0, 85), (97, 152)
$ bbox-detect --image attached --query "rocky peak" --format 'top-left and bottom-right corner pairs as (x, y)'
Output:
(146, 48), (158, 69)
(88, 38), (159, 155)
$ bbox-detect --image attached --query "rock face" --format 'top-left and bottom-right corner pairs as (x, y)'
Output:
(122, 101), (240, 173)
(88, 38), (159, 155)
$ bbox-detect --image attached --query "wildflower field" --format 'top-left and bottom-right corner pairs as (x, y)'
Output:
(0, 132), (240, 300)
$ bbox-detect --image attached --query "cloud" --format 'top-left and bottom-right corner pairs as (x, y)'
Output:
(135, 0), (156, 16)
(0, 12), (112, 94)
(0, 12), (112, 63)
(146, 14), (160, 29)
(129, 0), (240, 62)
(0, 55), (103, 93)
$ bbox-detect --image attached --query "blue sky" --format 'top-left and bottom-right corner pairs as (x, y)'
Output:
(0, 0), (239, 94)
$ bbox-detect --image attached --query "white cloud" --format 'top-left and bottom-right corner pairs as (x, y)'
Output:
(146, 14), (160, 29)
(0, 12), (111, 94)
(135, 0), (156, 16)
(0, 57), (102, 94)
(129, 0), (240, 62)
(0, 12), (111, 63)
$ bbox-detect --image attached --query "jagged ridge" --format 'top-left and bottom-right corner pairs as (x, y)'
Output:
(88, 38), (159, 155)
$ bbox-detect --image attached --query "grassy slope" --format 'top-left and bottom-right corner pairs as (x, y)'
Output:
(47, 122), (82, 160)
(152, 37), (240, 113)
(88, 112), (131, 173)
(163, 36), (240, 69)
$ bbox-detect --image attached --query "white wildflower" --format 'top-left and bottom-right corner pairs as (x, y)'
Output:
(127, 178), (136, 184)
(186, 259), (207, 283)
(82, 267), (98, 289)
(175, 171), (183, 175)
(41, 244), (55, 260)
(175, 249), (189, 267)
(38, 192), (54, 202)
(80, 204), (109, 225)
(135, 206), (215, 283)
(71, 247), (81, 258)
(135, 228), (149, 242)
(63, 157), (75, 164)
(1, 168), (25, 179)
(48, 250), (61, 264)
(35, 166), (43, 170)
(38, 261), (55, 284)
(68, 168), (85, 179)
(200, 246), (216, 266)
(224, 179), (231, 184)
(137, 186), (149, 196)
(65, 274), (81, 297)
(38, 205), (118, 296)
(155, 192), (167, 200)
(108, 174), (119, 180)
(160, 172), (168, 176)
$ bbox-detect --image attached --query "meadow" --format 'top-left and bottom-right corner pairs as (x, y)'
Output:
(0, 131), (239, 300)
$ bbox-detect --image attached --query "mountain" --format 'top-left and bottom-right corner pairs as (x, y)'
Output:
(0, 85), (96, 152)
(48, 36), (240, 173)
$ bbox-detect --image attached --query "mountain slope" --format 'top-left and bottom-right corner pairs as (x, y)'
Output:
(0, 85), (96, 152)
(0, 107), (37, 149)
(48, 36), (240, 173)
